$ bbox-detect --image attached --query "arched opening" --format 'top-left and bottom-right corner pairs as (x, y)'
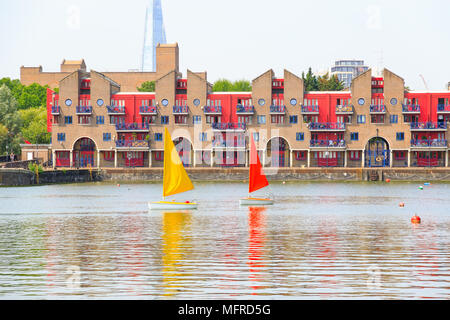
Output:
(73, 137), (96, 168)
(364, 137), (390, 167)
(266, 137), (290, 167)
(173, 137), (193, 167)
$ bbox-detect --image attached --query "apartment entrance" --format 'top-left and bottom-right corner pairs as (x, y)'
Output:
(364, 137), (390, 167)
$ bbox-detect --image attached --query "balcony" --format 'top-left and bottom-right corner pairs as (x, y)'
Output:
(107, 105), (125, 115)
(76, 106), (93, 115)
(402, 104), (420, 113)
(270, 105), (286, 114)
(212, 139), (246, 149)
(203, 106), (222, 115)
(310, 139), (346, 148)
(116, 140), (150, 149)
(140, 106), (157, 115)
(115, 123), (150, 132)
(308, 122), (346, 131)
(437, 104), (450, 113)
(173, 106), (189, 114)
(410, 122), (447, 131)
(335, 105), (354, 114)
(301, 105), (319, 114)
(410, 139), (447, 148)
(236, 105), (255, 114)
(212, 123), (246, 131)
(369, 104), (386, 113)
(51, 106), (60, 115)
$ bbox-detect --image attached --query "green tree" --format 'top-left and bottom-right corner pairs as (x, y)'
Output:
(0, 85), (23, 155)
(19, 106), (50, 144)
(212, 79), (233, 92)
(302, 68), (319, 91)
(231, 80), (252, 92)
(137, 81), (155, 92)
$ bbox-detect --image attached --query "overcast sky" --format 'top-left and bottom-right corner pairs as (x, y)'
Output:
(1, 0), (449, 90)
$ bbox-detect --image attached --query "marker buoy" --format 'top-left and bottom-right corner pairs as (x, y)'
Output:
(418, 186), (423, 190)
(424, 182), (430, 186)
(185, 201), (190, 203)
(386, 179), (391, 183)
(282, 181), (286, 184)
(411, 215), (421, 224)
(117, 184), (120, 187)
(399, 202), (405, 207)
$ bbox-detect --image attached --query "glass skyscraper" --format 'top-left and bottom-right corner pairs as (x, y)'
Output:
(330, 60), (369, 89)
(141, 0), (167, 72)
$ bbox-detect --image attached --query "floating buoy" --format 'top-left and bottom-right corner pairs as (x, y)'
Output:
(117, 184), (120, 187)
(418, 186), (423, 190)
(282, 181), (286, 184)
(411, 214), (421, 224)
(399, 202), (405, 207)
(424, 182), (430, 186)
(185, 201), (190, 203)
(386, 179), (391, 183)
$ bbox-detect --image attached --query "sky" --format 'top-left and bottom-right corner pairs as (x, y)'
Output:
(0, 0), (449, 90)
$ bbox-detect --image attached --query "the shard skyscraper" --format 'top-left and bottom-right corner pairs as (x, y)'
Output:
(141, 0), (167, 72)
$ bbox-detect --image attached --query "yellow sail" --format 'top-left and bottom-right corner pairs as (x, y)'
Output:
(163, 128), (194, 197)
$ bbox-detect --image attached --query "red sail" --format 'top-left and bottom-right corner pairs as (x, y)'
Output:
(249, 136), (269, 194)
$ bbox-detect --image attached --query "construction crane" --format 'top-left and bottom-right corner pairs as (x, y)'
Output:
(419, 74), (429, 91)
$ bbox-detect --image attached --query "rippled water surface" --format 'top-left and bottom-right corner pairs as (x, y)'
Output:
(0, 181), (449, 299)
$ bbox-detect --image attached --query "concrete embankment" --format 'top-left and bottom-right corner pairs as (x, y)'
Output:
(0, 168), (100, 186)
(2, 167), (450, 186)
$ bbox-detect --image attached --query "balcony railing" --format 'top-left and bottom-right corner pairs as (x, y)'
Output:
(437, 104), (450, 112)
(310, 139), (346, 148)
(369, 104), (386, 113)
(410, 122), (447, 130)
(308, 122), (346, 131)
(203, 106), (222, 114)
(51, 106), (60, 114)
(270, 105), (286, 113)
(212, 140), (246, 148)
(76, 106), (93, 114)
(335, 105), (354, 113)
(402, 104), (420, 113)
(116, 140), (150, 148)
(115, 123), (150, 131)
(173, 106), (189, 114)
(212, 123), (246, 131)
(411, 139), (447, 148)
(139, 106), (157, 114)
(236, 105), (255, 114)
(301, 105), (319, 113)
(107, 105), (125, 114)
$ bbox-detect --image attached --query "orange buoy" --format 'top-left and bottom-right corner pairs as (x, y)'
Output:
(386, 179), (391, 183)
(117, 184), (120, 187)
(185, 201), (190, 203)
(399, 202), (405, 207)
(411, 214), (421, 224)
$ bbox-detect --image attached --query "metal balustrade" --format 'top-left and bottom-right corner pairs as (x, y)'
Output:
(115, 123), (150, 131)
(410, 139), (447, 147)
(203, 106), (222, 114)
(51, 106), (60, 114)
(369, 105), (386, 113)
(115, 140), (150, 148)
(301, 105), (319, 113)
(402, 104), (420, 113)
(139, 106), (157, 114)
(410, 122), (447, 130)
(308, 122), (346, 130)
(76, 106), (93, 114)
(212, 123), (246, 131)
(173, 106), (189, 113)
(236, 105), (254, 113)
(310, 140), (346, 148)
(270, 105), (286, 113)
(335, 105), (353, 113)
(107, 105), (125, 114)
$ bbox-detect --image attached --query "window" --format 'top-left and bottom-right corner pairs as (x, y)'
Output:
(199, 132), (207, 141)
(103, 133), (111, 141)
(161, 116), (169, 124)
(395, 151), (406, 160)
(396, 132), (404, 141)
(175, 115), (188, 124)
(57, 133), (65, 141)
(257, 115), (266, 124)
(296, 132), (304, 141)
(253, 132), (259, 142)
(193, 116), (201, 124)
(271, 115), (284, 124)
(295, 151), (306, 161)
(349, 151), (361, 160)
(390, 115), (398, 123)
(357, 115), (366, 124)
(289, 115), (298, 124)
(78, 115), (91, 124)
(64, 116), (72, 124)
(155, 133), (163, 141)
(350, 132), (359, 141)
(96, 116), (105, 124)
(371, 114), (385, 124)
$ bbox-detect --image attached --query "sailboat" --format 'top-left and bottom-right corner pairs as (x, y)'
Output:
(148, 128), (198, 210)
(239, 135), (274, 206)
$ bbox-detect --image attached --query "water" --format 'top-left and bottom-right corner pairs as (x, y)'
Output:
(0, 181), (449, 299)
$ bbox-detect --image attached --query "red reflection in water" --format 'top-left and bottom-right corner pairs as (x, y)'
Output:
(316, 221), (339, 297)
(247, 207), (266, 294)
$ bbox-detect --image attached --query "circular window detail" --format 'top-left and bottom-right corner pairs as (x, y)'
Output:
(390, 98), (398, 106)
(97, 99), (104, 107)
(65, 99), (72, 106)
(358, 98), (365, 106)
(161, 99), (169, 106)
(290, 98), (297, 106)
(258, 99), (265, 106)
(193, 99), (200, 106)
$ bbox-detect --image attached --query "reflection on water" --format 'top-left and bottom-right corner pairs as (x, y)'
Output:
(0, 181), (449, 299)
